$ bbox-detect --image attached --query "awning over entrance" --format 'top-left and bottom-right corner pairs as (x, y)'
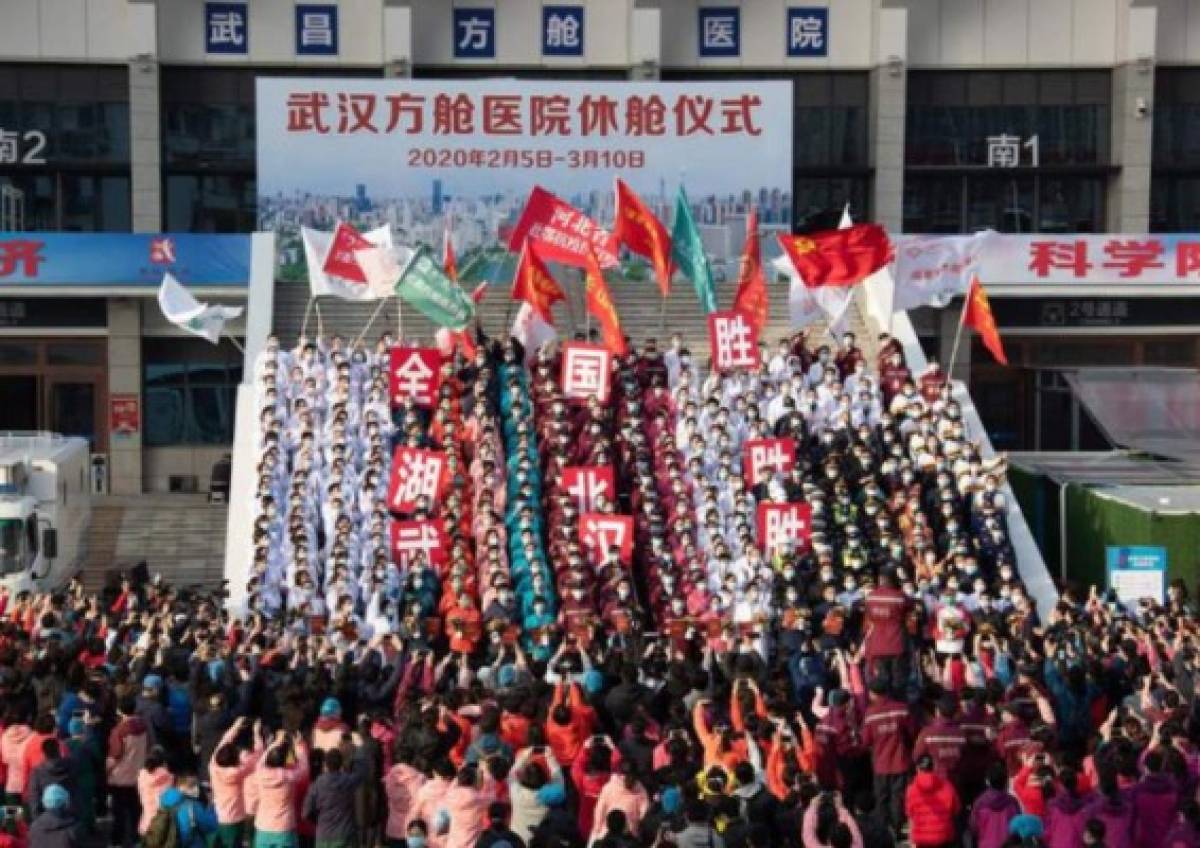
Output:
(1063, 368), (1200, 464)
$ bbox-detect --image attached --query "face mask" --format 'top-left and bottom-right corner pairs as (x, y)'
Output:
(408, 838), (427, 848)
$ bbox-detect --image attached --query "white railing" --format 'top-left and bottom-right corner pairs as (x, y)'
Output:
(856, 280), (1060, 621)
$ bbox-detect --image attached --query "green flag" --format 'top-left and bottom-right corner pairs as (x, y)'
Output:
(671, 187), (716, 313)
(395, 245), (476, 330)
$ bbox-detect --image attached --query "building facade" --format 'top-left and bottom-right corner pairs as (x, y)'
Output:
(1, 0), (1199, 491)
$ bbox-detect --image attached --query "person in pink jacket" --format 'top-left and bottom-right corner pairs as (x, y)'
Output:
(0, 713), (31, 806)
(209, 717), (264, 848)
(253, 730), (309, 848)
(383, 752), (427, 845)
(412, 759), (455, 848)
(136, 748), (175, 837)
(106, 697), (150, 848)
(439, 762), (496, 848)
(590, 761), (650, 844)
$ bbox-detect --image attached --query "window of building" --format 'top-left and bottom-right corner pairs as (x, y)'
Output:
(161, 67), (377, 234)
(143, 339), (242, 446)
(661, 71), (870, 232)
(904, 70), (1111, 234)
(1152, 69), (1200, 231)
(0, 64), (130, 232)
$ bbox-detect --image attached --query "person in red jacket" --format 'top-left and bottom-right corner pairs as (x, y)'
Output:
(905, 754), (961, 848)
(862, 676), (916, 835)
(863, 570), (910, 695)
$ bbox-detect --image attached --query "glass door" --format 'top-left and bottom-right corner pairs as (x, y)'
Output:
(47, 380), (98, 449)
(0, 376), (40, 432)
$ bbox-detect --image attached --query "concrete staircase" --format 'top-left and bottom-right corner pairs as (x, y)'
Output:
(81, 495), (228, 594)
(269, 259), (867, 355)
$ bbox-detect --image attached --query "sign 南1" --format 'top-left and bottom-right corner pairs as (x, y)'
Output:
(986, 134), (1039, 168)
(0, 129), (47, 166)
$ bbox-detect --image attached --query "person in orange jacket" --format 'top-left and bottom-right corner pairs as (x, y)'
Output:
(904, 754), (961, 848)
(544, 682), (595, 768)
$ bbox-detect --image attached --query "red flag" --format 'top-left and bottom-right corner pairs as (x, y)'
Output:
(731, 209), (768, 335)
(777, 223), (893, 287)
(613, 178), (673, 296)
(584, 248), (628, 357)
(511, 241), (565, 323)
(962, 276), (1008, 365)
(508, 186), (620, 269)
(322, 221), (374, 282)
(442, 221), (458, 282)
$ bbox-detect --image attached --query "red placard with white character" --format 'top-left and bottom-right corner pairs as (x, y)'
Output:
(755, 502), (812, 555)
(561, 466), (615, 513)
(390, 519), (449, 568)
(742, 438), (797, 487)
(389, 346), (443, 407)
(708, 310), (760, 372)
(579, 513), (633, 565)
(387, 447), (447, 514)
(560, 342), (612, 402)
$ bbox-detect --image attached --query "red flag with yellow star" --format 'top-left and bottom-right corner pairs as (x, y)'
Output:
(777, 223), (893, 287)
(962, 276), (1008, 365)
(585, 248), (628, 356)
(613, 178), (673, 297)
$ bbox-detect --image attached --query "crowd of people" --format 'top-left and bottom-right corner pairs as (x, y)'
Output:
(0, 323), (1193, 848)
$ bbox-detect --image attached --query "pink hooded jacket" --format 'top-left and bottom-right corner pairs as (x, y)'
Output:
(0, 725), (31, 795)
(412, 775), (452, 848)
(209, 725), (264, 824)
(137, 767), (175, 835)
(441, 779), (496, 848)
(384, 763), (427, 839)
(253, 742), (309, 834)
(590, 774), (650, 841)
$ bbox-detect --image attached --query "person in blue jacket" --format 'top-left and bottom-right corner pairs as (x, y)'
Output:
(158, 772), (219, 848)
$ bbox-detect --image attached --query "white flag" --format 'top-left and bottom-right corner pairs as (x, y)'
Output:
(301, 224), (395, 301)
(893, 231), (994, 311)
(775, 254), (854, 336)
(157, 273), (243, 345)
(510, 302), (557, 362)
(354, 245), (415, 294)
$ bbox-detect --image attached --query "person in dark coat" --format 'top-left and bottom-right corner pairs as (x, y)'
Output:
(302, 743), (369, 847)
(28, 737), (74, 817)
(29, 784), (78, 848)
(528, 783), (583, 848)
(476, 801), (528, 848)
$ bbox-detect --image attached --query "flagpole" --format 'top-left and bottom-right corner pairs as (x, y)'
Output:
(300, 296), (315, 341)
(353, 299), (389, 349)
(395, 295), (404, 340)
(947, 291), (971, 382)
(315, 301), (325, 340)
(226, 335), (245, 355)
(658, 294), (667, 335)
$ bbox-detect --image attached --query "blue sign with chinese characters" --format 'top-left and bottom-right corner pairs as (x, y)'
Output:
(1106, 545), (1167, 607)
(542, 6), (584, 57)
(0, 233), (252, 287)
(698, 7), (740, 57)
(453, 8), (496, 59)
(786, 7), (828, 57)
(296, 5), (338, 56)
(205, 2), (249, 55)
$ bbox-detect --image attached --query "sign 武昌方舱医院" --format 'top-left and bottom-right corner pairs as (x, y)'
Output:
(0, 233), (251, 287)
(1106, 545), (1167, 607)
